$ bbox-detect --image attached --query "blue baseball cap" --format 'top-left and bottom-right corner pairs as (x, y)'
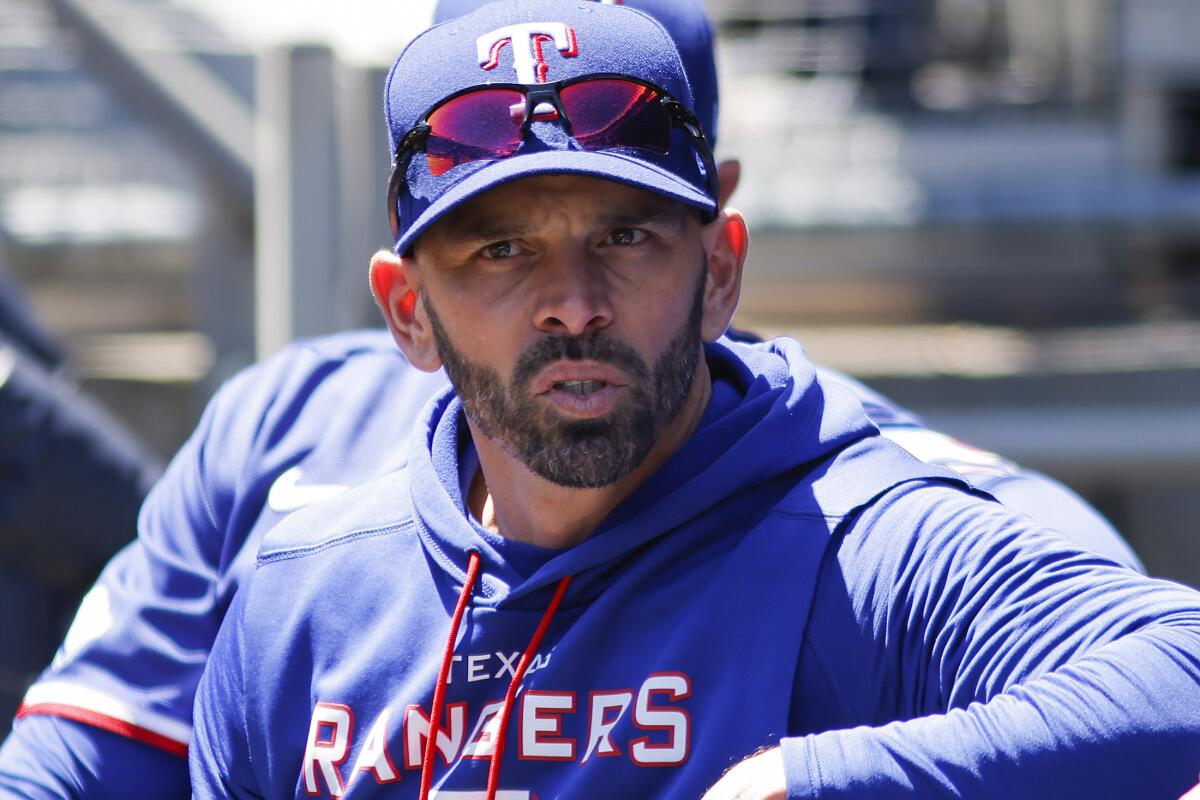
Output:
(385, 0), (718, 254)
(433, 0), (720, 145)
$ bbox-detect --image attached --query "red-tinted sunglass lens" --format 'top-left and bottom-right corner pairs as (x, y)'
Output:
(425, 88), (526, 176)
(560, 79), (670, 154)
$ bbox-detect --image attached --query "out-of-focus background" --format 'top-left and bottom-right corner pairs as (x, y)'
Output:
(0, 0), (1196, 587)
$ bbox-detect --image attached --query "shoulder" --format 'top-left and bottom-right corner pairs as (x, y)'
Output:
(808, 433), (973, 524)
(814, 366), (924, 428)
(814, 366), (1015, 478)
(877, 425), (1017, 480)
(216, 329), (415, 410)
(256, 470), (419, 565)
(225, 471), (429, 672)
(203, 330), (447, 461)
(831, 478), (1104, 590)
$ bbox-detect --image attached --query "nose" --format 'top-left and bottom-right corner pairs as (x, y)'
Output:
(531, 251), (614, 337)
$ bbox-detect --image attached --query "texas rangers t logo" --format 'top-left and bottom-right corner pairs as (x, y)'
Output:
(477, 23), (579, 84)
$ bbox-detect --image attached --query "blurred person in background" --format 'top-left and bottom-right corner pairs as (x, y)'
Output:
(0, 0), (1155, 797)
(0, 270), (63, 370)
(0, 264), (160, 738)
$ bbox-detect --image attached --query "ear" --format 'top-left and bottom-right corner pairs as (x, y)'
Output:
(717, 158), (741, 208)
(369, 249), (442, 371)
(699, 209), (749, 342)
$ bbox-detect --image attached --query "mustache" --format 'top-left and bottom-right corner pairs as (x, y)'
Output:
(512, 333), (651, 390)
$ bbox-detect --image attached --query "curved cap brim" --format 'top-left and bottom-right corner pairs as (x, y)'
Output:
(395, 149), (716, 254)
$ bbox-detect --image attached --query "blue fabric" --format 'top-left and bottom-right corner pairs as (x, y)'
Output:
(0, 338), (159, 562)
(1, 330), (1153, 796)
(783, 484), (1199, 798)
(397, 149), (715, 255)
(971, 468), (1143, 572)
(189, 338), (1200, 798)
(434, 0), (721, 144)
(0, 716), (186, 800)
(387, 0), (718, 252)
(0, 337), (161, 736)
(815, 367), (1143, 572)
(0, 332), (448, 795)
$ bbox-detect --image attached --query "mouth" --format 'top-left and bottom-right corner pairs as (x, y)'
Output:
(533, 361), (630, 395)
(534, 363), (628, 418)
(554, 379), (607, 397)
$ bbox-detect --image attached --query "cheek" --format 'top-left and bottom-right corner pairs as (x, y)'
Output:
(613, 280), (701, 367)
(628, 262), (702, 327)
(444, 300), (529, 373)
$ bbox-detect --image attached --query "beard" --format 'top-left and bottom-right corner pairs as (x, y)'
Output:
(423, 263), (706, 489)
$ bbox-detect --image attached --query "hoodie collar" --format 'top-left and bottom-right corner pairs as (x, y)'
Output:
(406, 337), (878, 606)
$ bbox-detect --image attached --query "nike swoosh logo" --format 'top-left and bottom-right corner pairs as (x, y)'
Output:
(267, 466), (349, 513)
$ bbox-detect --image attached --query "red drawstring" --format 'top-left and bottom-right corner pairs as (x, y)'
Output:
(420, 551), (482, 800)
(485, 575), (572, 800)
(418, 551), (572, 800)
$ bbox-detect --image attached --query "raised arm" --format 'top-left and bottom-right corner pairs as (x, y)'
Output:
(786, 483), (1200, 798)
(706, 483), (1198, 799)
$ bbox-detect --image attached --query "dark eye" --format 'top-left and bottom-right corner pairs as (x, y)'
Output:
(482, 241), (519, 259)
(606, 228), (647, 246)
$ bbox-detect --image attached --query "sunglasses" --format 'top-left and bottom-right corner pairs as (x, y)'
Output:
(386, 74), (718, 238)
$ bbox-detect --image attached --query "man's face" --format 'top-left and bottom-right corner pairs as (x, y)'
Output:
(411, 175), (712, 488)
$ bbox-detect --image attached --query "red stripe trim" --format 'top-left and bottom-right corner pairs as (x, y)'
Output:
(16, 702), (189, 758)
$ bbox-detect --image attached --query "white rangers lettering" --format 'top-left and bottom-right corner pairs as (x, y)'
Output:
(467, 654), (490, 682)
(630, 673), (691, 766)
(528, 651), (552, 674)
(581, 689), (632, 762)
(519, 691), (576, 761)
(493, 650), (520, 680)
(462, 700), (504, 760)
(476, 23), (578, 84)
(447, 651), (533, 684)
(303, 702), (353, 797)
(301, 674), (692, 792)
(404, 702), (467, 769)
(351, 708), (399, 784)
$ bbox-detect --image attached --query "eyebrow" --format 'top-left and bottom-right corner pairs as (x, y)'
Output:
(438, 195), (690, 246)
(444, 218), (538, 245)
(592, 201), (689, 231)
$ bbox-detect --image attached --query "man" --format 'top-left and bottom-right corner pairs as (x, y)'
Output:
(434, 0), (1140, 572)
(189, 2), (1200, 798)
(0, 1), (1149, 798)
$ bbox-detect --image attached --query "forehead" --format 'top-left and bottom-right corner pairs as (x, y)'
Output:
(422, 174), (695, 246)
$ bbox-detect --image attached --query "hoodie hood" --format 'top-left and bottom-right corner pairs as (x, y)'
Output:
(407, 336), (898, 606)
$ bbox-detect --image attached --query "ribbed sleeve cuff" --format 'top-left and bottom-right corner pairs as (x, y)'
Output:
(781, 736), (822, 799)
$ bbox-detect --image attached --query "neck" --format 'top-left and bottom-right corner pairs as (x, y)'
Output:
(467, 358), (712, 549)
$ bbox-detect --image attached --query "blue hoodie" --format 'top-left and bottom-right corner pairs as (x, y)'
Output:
(190, 338), (1200, 799)
(0, 331), (1140, 799)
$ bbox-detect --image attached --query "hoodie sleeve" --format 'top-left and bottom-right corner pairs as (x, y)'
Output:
(0, 339), (367, 792)
(783, 482), (1200, 799)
